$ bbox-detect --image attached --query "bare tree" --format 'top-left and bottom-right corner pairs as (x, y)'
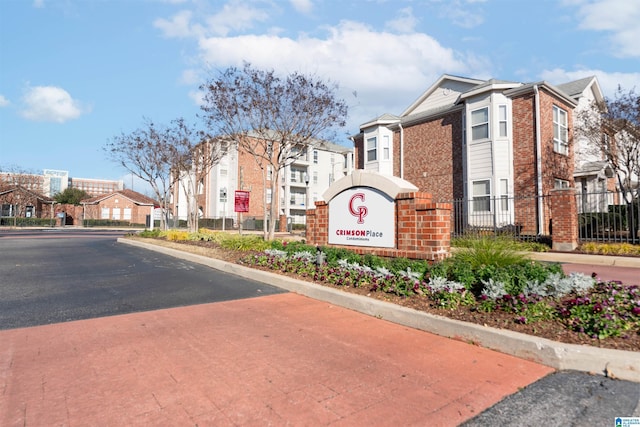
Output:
(169, 118), (226, 232)
(576, 86), (639, 202)
(575, 86), (640, 241)
(104, 118), (176, 230)
(0, 165), (44, 192)
(199, 62), (348, 240)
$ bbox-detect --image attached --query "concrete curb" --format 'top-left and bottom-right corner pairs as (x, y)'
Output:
(119, 238), (640, 383)
(526, 251), (640, 268)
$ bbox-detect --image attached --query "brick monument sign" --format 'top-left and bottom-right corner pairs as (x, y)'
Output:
(306, 170), (451, 261)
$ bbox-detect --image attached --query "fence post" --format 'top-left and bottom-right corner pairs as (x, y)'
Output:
(550, 188), (578, 251)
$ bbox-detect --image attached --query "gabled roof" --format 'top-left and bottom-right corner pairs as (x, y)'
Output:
(401, 74), (485, 117)
(556, 75), (604, 104)
(574, 161), (615, 178)
(81, 189), (158, 206)
(360, 113), (400, 130)
(459, 78), (522, 100)
(0, 185), (54, 203)
(504, 81), (578, 107)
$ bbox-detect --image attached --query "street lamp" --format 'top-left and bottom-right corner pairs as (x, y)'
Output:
(304, 173), (310, 208)
(220, 187), (227, 231)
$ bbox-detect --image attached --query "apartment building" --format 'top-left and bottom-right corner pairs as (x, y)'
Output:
(352, 74), (610, 236)
(172, 137), (354, 226)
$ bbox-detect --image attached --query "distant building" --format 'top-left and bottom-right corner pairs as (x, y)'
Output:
(1, 169), (123, 198)
(172, 135), (354, 226)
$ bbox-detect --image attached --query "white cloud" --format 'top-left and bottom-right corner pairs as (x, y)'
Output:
(154, 10), (204, 38)
(540, 68), (640, 97)
(570, 0), (640, 57)
(290, 0), (313, 14)
(438, 0), (485, 29)
(156, 2), (271, 38)
(33, 0), (45, 8)
(195, 20), (486, 132)
(20, 85), (88, 123)
(204, 1), (270, 37)
(0, 95), (9, 107)
(385, 7), (419, 34)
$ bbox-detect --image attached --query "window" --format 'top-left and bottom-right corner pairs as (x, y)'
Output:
(471, 107), (489, 141)
(553, 105), (568, 155)
(313, 150), (318, 164)
(266, 165), (273, 181)
(498, 105), (507, 137)
(366, 137), (377, 162)
(266, 188), (272, 203)
(290, 169), (297, 182)
(500, 179), (509, 211)
(313, 171), (318, 184)
(101, 208), (109, 219)
(382, 135), (390, 160)
(554, 178), (570, 189)
(112, 208), (121, 220)
(123, 208), (132, 220)
(472, 180), (491, 212)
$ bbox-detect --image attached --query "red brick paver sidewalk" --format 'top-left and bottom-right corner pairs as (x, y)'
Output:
(1, 293), (553, 426)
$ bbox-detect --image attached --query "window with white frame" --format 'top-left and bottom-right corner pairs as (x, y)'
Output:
(471, 107), (489, 141)
(290, 169), (297, 182)
(313, 150), (318, 164)
(553, 105), (568, 155)
(123, 208), (132, 220)
(266, 165), (273, 181)
(101, 208), (109, 219)
(366, 137), (377, 162)
(112, 208), (121, 220)
(382, 135), (390, 160)
(500, 179), (509, 211)
(554, 178), (570, 189)
(498, 105), (507, 138)
(472, 180), (491, 212)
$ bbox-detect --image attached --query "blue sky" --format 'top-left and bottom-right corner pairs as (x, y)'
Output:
(1, 0), (639, 184)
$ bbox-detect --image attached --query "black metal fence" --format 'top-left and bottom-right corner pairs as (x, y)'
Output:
(443, 191), (639, 245)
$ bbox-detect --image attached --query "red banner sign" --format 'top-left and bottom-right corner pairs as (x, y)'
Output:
(234, 190), (250, 213)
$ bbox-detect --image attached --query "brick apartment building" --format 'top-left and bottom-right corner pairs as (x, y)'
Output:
(352, 74), (612, 237)
(173, 136), (354, 227)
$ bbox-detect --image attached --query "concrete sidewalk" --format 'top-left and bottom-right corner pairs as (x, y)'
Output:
(0, 294), (553, 426)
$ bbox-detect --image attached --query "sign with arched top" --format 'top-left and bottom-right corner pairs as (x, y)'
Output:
(328, 186), (395, 248)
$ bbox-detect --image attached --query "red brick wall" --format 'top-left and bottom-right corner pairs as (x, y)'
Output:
(83, 197), (152, 225)
(550, 188), (578, 251)
(511, 89), (575, 235)
(306, 192), (451, 261)
(236, 148), (279, 220)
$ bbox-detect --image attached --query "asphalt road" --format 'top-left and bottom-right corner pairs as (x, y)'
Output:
(0, 228), (286, 330)
(1, 228), (638, 425)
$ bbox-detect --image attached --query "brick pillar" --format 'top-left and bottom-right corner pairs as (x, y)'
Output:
(306, 202), (328, 246)
(550, 188), (578, 252)
(279, 214), (287, 232)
